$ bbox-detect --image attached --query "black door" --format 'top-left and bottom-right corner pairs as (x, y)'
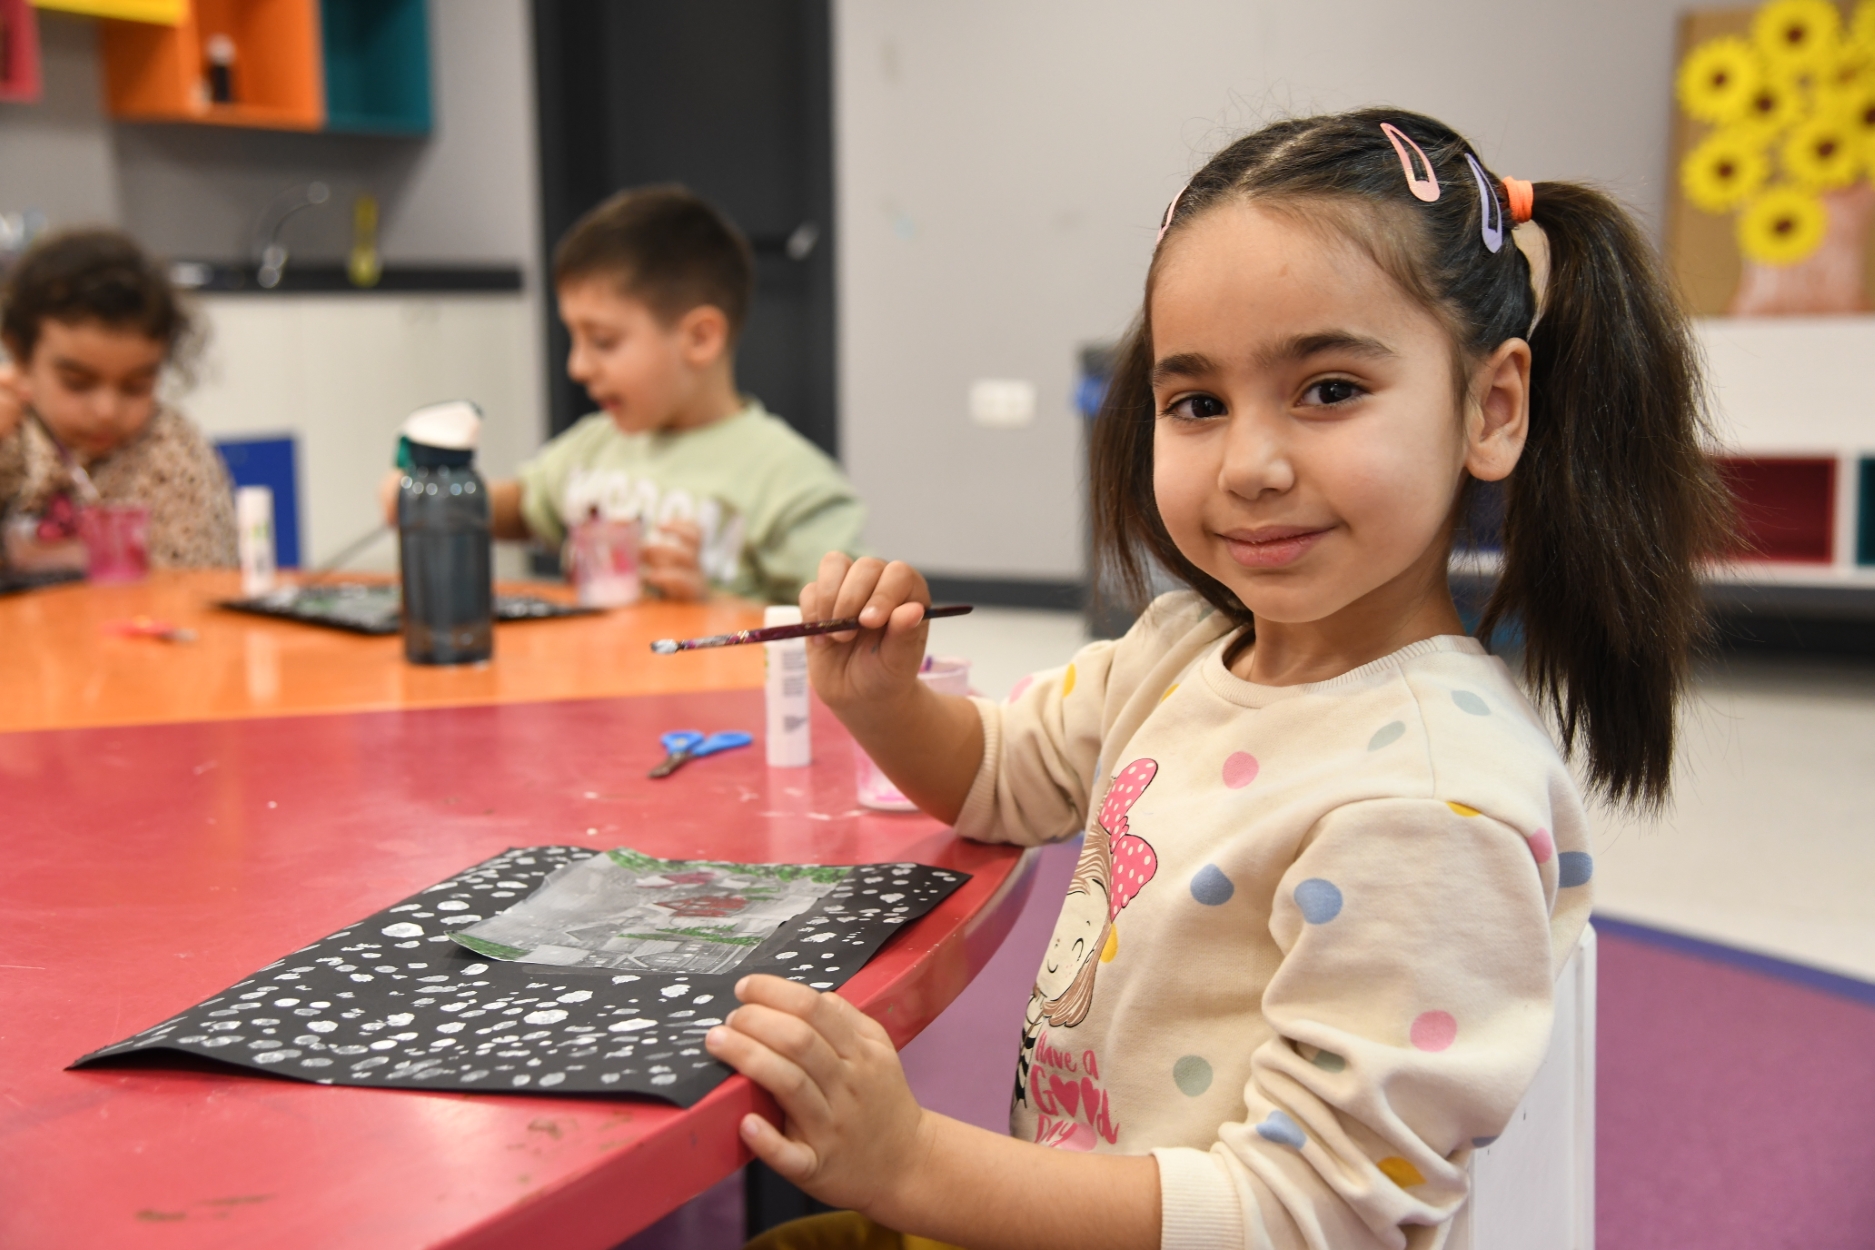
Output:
(532, 0), (838, 458)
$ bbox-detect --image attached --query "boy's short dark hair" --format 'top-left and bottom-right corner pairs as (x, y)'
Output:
(553, 185), (755, 341)
(1, 228), (192, 363)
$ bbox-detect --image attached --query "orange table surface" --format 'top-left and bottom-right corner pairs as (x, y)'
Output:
(0, 570), (765, 733)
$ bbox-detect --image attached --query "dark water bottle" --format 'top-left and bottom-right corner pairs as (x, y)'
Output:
(398, 439), (493, 665)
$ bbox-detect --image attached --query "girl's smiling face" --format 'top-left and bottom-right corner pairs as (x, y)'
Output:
(1148, 201), (1527, 650)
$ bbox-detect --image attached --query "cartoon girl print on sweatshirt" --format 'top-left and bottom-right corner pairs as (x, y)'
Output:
(1015, 758), (1159, 1120)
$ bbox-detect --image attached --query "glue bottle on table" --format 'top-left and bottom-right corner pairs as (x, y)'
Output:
(764, 605), (812, 766)
(396, 400), (493, 666)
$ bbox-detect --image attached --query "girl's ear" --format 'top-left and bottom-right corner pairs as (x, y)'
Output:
(1464, 338), (1531, 483)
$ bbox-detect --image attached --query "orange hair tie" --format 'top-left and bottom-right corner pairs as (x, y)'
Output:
(1502, 177), (1535, 224)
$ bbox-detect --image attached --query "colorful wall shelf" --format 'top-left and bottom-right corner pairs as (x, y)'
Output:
(95, 0), (428, 134)
(2, 0), (45, 103)
(33, 0), (182, 23)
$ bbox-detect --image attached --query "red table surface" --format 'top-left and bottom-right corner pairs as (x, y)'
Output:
(0, 688), (1031, 1249)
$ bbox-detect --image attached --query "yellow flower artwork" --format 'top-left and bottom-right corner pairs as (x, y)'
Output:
(1683, 129), (1773, 210)
(1678, 36), (1765, 123)
(1782, 113), (1865, 188)
(1753, 0), (1844, 74)
(1737, 185), (1830, 263)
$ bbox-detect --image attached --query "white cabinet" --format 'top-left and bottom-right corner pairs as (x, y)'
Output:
(1698, 315), (1875, 587)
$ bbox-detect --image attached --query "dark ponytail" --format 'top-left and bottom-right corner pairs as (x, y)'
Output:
(1486, 183), (1730, 808)
(1089, 109), (1733, 809)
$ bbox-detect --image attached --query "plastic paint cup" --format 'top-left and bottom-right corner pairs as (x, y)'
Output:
(567, 515), (642, 608)
(78, 504), (150, 584)
(855, 656), (971, 812)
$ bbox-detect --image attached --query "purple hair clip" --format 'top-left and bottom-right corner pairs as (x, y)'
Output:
(1380, 123), (1440, 203)
(1157, 180), (1191, 245)
(1465, 154), (1505, 253)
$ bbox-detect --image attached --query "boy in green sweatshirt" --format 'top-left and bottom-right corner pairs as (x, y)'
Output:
(396, 186), (864, 603)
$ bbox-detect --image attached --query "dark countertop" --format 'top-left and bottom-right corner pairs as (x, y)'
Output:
(171, 262), (524, 294)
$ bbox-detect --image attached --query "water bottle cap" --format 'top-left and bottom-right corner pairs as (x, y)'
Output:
(401, 400), (482, 454)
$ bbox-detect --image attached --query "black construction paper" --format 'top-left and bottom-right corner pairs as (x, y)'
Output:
(74, 846), (968, 1107)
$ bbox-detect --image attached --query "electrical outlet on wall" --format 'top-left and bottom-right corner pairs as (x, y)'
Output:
(969, 378), (1037, 428)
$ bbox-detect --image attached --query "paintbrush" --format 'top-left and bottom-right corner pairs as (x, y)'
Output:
(651, 604), (973, 654)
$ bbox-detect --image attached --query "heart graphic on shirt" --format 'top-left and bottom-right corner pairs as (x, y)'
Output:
(1099, 759), (1160, 918)
(1048, 1074), (1082, 1118)
(1098, 759), (1157, 837)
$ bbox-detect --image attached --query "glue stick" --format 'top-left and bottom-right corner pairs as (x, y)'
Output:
(236, 485), (277, 596)
(764, 605), (812, 767)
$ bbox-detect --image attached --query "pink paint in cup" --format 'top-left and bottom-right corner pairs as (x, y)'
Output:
(855, 655), (972, 811)
(567, 514), (642, 607)
(78, 504), (151, 584)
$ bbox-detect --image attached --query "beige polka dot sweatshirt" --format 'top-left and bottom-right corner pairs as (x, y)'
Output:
(954, 593), (1593, 1250)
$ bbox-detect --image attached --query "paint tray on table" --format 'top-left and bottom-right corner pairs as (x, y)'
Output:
(72, 847), (967, 1107)
(219, 582), (596, 635)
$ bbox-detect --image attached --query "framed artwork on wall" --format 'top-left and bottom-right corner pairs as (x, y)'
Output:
(1668, 0), (1875, 315)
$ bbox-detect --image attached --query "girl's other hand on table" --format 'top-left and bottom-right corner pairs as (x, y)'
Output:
(705, 974), (931, 1218)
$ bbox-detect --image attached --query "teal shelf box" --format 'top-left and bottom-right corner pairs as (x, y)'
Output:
(320, 0), (431, 135)
(1860, 458), (1875, 567)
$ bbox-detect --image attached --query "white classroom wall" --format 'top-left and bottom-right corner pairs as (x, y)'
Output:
(833, 0), (1696, 582)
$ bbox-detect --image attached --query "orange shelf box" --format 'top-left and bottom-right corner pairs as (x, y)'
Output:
(100, 0), (323, 130)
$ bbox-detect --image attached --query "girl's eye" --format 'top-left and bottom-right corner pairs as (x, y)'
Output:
(1300, 379), (1364, 408)
(1163, 393), (1227, 421)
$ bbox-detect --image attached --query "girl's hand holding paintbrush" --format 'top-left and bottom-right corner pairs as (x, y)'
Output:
(797, 552), (984, 825)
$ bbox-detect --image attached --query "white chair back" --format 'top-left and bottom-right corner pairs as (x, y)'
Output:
(1445, 925), (1596, 1250)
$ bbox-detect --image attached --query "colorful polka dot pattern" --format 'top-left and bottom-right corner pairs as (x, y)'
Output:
(1410, 1010), (1458, 1052)
(1377, 1156), (1425, 1187)
(1062, 663), (1078, 697)
(1173, 1054), (1213, 1096)
(1161, 684), (1179, 702)
(1368, 721), (1405, 751)
(1294, 878), (1343, 924)
(1008, 674), (1034, 703)
(1222, 751), (1260, 789)
(1190, 864), (1235, 906)
(1447, 801), (1480, 817)
(1309, 1048), (1346, 1073)
(1557, 851), (1594, 888)
(1452, 689), (1490, 716)
(1255, 1109), (1307, 1149)
(1527, 828), (1555, 864)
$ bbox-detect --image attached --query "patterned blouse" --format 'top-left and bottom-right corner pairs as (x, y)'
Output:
(0, 407), (238, 569)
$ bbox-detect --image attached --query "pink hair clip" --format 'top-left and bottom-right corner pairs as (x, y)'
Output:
(1156, 181), (1190, 244)
(1465, 153), (1504, 253)
(1380, 123), (1440, 203)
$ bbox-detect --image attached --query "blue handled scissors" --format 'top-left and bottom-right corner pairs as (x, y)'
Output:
(648, 729), (754, 778)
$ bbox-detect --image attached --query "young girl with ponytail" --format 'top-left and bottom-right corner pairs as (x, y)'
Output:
(705, 108), (1731, 1250)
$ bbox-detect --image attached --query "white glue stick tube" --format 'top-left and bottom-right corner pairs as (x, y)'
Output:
(764, 605), (812, 767)
(236, 485), (277, 596)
